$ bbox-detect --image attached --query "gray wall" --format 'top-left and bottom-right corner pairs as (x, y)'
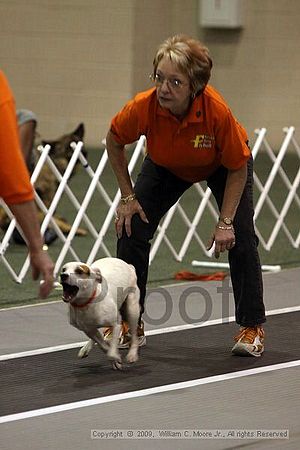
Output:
(1, 0), (299, 148)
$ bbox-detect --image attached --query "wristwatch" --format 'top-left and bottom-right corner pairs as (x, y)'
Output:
(219, 217), (233, 226)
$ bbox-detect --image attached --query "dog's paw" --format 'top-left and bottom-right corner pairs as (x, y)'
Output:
(126, 351), (139, 364)
(107, 350), (123, 370)
(78, 347), (90, 359)
(77, 341), (94, 358)
(112, 360), (123, 370)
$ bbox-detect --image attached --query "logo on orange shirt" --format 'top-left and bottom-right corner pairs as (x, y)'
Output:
(191, 134), (214, 149)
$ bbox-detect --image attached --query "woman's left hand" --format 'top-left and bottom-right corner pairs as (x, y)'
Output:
(207, 226), (236, 259)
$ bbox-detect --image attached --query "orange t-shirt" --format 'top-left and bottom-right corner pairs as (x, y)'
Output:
(0, 71), (34, 204)
(111, 86), (250, 182)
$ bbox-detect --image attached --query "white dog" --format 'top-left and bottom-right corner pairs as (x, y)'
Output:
(60, 257), (140, 370)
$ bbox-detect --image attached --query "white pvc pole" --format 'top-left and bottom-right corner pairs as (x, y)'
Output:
(17, 142), (83, 283)
(149, 203), (179, 264)
(77, 149), (112, 207)
(54, 149), (111, 275)
(254, 127), (294, 220)
(86, 136), (146, 265)
(191, 260), (281, 273)
(266, 164), (300, 250)
(178, 187), (214, 261)
(252, 128), (267, 159)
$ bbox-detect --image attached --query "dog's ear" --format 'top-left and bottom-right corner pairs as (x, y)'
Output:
(73, 123), (84, 139)
(42, 139), (58, 148)
(92, 267), (102, 284)
(75, 264), (90, 276)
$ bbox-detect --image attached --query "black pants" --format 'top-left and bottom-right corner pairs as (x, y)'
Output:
(117, 155), (266, 327)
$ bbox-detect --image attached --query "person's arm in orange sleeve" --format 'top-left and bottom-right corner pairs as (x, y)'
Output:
(9, 201), (54, 298)
(0, 71), (54, 298)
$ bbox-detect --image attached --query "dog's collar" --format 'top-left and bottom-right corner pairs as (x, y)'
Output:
(71, 288), (98, 308)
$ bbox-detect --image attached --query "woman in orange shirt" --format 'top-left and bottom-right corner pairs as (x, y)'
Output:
(0, 70), (53, 298)
(105, 35), (265, 357)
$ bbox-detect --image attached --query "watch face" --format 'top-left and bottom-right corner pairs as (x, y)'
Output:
(223, 217), (232, 225)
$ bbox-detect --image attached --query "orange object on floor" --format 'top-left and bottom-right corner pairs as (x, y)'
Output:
(174, 271), (227, 281)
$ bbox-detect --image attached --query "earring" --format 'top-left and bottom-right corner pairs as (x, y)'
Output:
(191, 93), (196, 100)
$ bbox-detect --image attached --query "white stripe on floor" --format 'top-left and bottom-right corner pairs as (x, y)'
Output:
(0, 305), (299, 362)
(0, 360), (299, 424)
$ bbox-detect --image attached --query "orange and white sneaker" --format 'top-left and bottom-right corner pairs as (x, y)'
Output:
(232, 326), (265, 357)
(103, 320), (146, 349)
(103, 321), (129, 345)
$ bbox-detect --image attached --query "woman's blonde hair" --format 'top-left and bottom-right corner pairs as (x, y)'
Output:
(153, 34), (212, 95)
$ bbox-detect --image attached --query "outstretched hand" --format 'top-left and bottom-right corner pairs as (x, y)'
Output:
(30, 248), (55, 298)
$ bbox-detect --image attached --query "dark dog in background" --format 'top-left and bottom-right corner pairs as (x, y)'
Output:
(0, 123), (87, 240)
(35, 122), (87, 237)
(35, 123), (86, 207)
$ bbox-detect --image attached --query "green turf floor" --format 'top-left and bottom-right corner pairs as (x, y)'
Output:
(1, 147), (299, 308)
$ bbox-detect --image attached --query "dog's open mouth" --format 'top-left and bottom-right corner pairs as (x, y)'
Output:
(61, 283), (79, 303)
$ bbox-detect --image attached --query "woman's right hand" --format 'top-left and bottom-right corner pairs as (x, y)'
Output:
(115, 198), (148, 238)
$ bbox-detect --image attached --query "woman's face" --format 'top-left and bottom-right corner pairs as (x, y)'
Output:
(155, 56), (192, 119)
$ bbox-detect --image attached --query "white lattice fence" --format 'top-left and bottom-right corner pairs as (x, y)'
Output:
(0, 128), (299, 282)
(252, 127), (300, 251)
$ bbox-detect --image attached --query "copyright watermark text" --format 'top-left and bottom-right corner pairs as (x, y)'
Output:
(91, 429), (289, 440)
